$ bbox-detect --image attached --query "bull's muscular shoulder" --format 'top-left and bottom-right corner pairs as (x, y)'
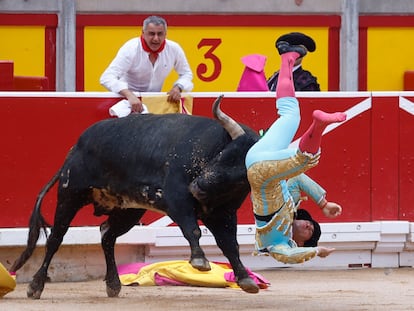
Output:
(84, 113), (217, 135)
(78, 113), (217, 148)
(78, 113), (256, 150)
(73, 113), (254, 177)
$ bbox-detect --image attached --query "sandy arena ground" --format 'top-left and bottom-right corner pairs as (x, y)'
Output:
(2, 267), (414, 311)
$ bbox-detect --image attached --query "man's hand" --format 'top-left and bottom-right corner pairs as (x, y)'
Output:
(167, 85), (182, 104)
(322, 201), (342, 218)
(120, 89), (144, 113)
(316, 246), (335, 258)
(129, 97), (144, 113)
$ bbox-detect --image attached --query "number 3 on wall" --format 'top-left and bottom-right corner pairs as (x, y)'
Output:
(197, 38), (222, 82)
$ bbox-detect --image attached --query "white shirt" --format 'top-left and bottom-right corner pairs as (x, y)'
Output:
(100, 37), (194, 93)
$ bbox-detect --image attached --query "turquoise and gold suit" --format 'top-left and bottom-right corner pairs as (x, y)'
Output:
(245, 97), (322, 264)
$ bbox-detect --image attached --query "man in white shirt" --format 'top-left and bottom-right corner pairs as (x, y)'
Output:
(100, 15), (194, 113)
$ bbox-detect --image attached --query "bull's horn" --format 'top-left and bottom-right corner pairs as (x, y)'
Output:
(212, 95), (245, 140)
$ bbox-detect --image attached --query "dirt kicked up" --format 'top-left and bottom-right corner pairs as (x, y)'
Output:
(2, 268), (414, 311)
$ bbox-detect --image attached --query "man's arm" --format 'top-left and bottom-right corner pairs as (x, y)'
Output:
(172, 43), (193, 92)
(100, 40), (134, 94)
(287, 173), (342, 218)
(167, 41), (193, 103)
(100, 39), (145, 112)
(293, 69), (320, 91)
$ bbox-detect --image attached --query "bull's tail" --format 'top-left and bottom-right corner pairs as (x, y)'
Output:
(212, 95), (245, 139)
(9, 168), (61, 273)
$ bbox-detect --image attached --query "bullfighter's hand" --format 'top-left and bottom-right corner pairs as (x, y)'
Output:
(316, 246), (335, 258)
(321, 201), (342, 218)
(167, 85), (182, 104)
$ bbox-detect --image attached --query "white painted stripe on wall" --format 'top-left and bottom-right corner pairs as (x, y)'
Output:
(400, 96), (414, 115)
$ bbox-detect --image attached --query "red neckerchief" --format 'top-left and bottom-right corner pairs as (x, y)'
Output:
(140, 36), (166, 62)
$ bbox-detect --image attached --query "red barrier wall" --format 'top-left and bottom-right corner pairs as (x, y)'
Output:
(1, 92), (413, 228)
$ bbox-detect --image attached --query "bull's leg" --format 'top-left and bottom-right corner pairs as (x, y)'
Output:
(202, 214), (260, 294)
(185, 225), (211, 271)
(169, 212), (211, 271)
(27, 199), (80, 299)
(100, 208), (146, 298)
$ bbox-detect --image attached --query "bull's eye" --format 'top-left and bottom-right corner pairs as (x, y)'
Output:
(155, 189), (163, 199)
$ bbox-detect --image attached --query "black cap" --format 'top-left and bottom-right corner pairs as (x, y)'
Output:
(295, 209), (321, 247)
(276, 32), (316, 53)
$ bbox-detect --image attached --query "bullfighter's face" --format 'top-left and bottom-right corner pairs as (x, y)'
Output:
(142, 23), (166, 51)
(292, 219), (315, 247)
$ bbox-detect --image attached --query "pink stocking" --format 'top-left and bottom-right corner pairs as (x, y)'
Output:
(276, 52), (299, 100)
(299, 110), (347, 154)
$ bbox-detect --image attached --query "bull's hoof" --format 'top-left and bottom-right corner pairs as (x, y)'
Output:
(27, 283), (42, 299)
(238, 277), (260, 294)
(190, 257), (211, 271)
(106, 285), (121, 298)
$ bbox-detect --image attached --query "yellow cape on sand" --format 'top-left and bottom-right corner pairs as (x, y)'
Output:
(120, 261), (244, 289)
(0, 262), (16, 298)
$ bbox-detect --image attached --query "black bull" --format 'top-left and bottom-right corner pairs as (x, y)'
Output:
(11, 95), (261, 298)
